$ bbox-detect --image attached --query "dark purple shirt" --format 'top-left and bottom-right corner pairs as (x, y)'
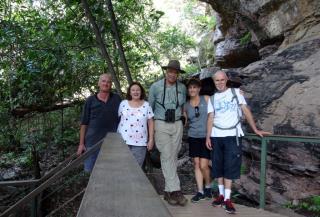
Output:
(81, 93), (121, 147)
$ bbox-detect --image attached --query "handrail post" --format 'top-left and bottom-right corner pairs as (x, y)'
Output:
(259, 137), (267, 209)
(31, 183), (38, 217)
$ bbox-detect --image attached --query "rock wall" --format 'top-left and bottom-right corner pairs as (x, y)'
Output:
(198, 0), (320, 205)
(238, 37), (320, 205)
(200, 0), (320, 67)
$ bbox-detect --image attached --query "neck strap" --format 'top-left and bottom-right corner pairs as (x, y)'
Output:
(162, 79), (179, 109)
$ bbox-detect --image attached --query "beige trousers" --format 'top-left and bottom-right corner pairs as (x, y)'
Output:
(155, 120), (183, 192)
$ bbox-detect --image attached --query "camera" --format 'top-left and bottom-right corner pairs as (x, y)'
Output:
(165, 109), (175, 123)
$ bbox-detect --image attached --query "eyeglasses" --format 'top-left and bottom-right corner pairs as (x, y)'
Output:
(195, 106), (200, 118)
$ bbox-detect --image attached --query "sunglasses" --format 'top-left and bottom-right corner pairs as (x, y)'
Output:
(195, 106), (200, 118)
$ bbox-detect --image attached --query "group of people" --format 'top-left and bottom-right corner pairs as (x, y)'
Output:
(77, 60), (270, 214)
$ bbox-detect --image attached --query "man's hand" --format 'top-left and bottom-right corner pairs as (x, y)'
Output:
(239, 89), (245, 95)
(147, 140), (154, 151)
(77, 144), (86, 156)
(184, 118), (188, 127)
(254, 129), (272, 137)
(206, 137), (213, 150)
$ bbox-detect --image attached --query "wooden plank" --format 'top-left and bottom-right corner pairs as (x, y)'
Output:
(77, 133), (172, 217)
(164, 195), (286, 217)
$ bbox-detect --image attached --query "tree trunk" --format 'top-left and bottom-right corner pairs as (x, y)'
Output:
(111, 35), (121, 81)
(80, 0), (122, 95)
(106, 0), (133, 84)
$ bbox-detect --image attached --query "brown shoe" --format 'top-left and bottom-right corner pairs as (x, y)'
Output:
(164, 191), (178, 205)
(172, 191), (188, 206)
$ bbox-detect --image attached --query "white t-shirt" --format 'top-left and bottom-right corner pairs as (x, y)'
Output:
(207, 88), (247, 137)
(118, 100), (154, 146)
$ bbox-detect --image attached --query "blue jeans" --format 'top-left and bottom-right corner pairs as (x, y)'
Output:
(84, 147), (100, 173)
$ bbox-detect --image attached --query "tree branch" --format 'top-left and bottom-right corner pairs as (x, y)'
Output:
(80, 0), (122, 95)
(106, 0), (133, 84)
(11, 101), (82, 118)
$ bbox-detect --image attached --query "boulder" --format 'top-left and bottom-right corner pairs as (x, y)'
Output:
(201, 0), (320, 46)
(259, 45), (279, 59)
(238, 37), (320, 204)
(215, 39), (260, 68)
(195, 0), (320, 206)
(192, 36), (320, 205)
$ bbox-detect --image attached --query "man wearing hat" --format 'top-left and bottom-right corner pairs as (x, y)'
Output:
(148, 60), (187, 206)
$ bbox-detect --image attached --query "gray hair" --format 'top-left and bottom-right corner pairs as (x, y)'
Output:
(99, 73), (112, 82)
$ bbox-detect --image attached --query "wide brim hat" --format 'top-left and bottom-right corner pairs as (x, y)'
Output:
(161, 60), (186, 74)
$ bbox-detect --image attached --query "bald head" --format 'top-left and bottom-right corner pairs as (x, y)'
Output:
(213, 70), (228, 80)
(213, 70), (228, 91)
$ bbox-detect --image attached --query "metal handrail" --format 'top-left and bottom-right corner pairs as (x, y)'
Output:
(1, 133), (319, 215)
(244, 133), (320, 209)
(0, 179), (39, 187)
(0, 152), (77, 188)
(0, 138), (104, 217)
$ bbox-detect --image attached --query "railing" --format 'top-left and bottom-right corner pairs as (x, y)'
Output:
(1, 133), (319, 216)
(244, 133), (320, 209)
(0, 133), (171, 217)
(0, 137), (104, 217)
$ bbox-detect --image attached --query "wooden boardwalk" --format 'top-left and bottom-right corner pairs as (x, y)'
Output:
(77, 133), (171, 217)
(77, 133), (288, 217)
(164, 195), (286, 217)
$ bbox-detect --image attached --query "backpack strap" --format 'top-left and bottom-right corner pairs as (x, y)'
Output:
(231, 88), (239, 105)
(210, 94), (215, 109)
(212, 88), (242, 145)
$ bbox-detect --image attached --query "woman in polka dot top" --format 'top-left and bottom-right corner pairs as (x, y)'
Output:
(118, 82), (154, 167)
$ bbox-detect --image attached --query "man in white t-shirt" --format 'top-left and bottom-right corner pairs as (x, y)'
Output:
(206, 71), (271, 214)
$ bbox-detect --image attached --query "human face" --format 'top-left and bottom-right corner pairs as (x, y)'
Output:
(165, 68), (179, 85)
(130, 84), (141, 100)
(188, 85), (200, 98)
(98, 75), (112, 93)
(213, 72), (228, 92)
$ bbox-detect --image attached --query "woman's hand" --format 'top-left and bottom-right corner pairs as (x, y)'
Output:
(147, 139), (154, 151)
(206, 137), (213, 150)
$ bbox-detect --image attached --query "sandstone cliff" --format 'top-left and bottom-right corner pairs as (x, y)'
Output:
(199, 0), (320, 205)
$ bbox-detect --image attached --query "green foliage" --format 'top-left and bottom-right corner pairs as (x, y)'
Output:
(285, 196), (320, 214)
(240, 165), (247, 175)
(0, 152), (15, 167)
(183, 64), (199, 75)
(0, 0), (197, 169)
(194, 15), (216, 30)
(0, 0), (196, 110)
(197, 32), (215, 68)
(183, 0), (216, 33)
(240, 32), (252, 45)
(21, 129), (47, 151)
(0, 151), (33, 168)
(155, 27), (196, 60)
(0, 105), (81, 169)
(182, 0), (216, 68)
